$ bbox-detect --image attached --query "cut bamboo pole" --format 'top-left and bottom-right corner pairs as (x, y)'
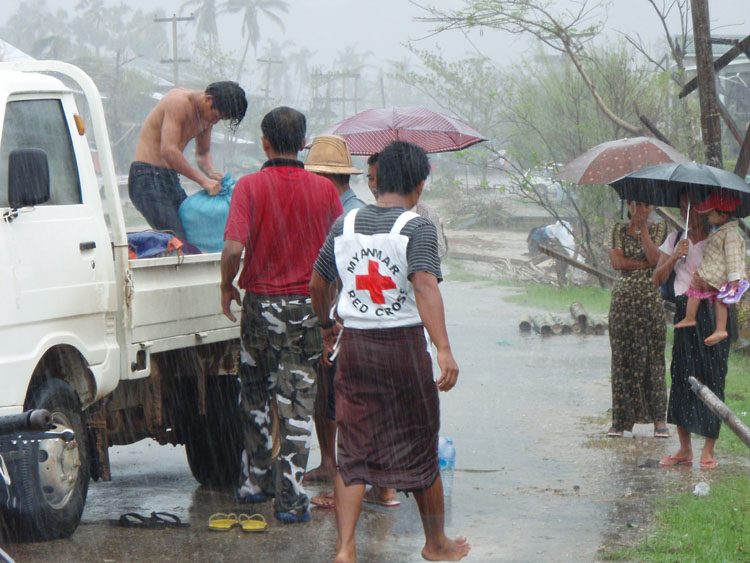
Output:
(689, 376), (750, 448)
(551, 314), (572, 335)
(518, 313), (532, 332)
(532, 314), (552, 336)
(589, 314), (608, 335)
(570, 302), (589, 327)
(545, 313), (562, 335)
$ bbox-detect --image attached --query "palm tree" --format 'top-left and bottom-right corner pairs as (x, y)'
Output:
(287, 46), (315, 104)
(220, 0), (289, 81)
(181, 0), (220, 66)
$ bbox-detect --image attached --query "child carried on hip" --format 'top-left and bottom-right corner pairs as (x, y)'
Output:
(674, 191), (748, 346)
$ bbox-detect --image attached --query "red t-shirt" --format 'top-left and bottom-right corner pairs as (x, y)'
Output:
(224, 159), (343, 295)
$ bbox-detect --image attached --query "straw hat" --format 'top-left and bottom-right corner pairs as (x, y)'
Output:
(304, 135), (362, 175)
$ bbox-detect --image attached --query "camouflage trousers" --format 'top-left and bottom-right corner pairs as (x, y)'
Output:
(236, 292), (322, 516)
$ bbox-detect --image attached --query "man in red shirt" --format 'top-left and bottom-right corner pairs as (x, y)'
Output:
(221, 106), (343, 524)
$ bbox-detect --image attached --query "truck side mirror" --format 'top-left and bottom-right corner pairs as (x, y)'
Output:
(8, 148), (50, 208)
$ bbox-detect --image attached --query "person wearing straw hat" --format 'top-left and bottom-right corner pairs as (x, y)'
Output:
(305, 135), (366, 213)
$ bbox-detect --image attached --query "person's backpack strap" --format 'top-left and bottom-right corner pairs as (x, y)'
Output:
(343, 208), (359, 235)
(389, 210), (420, 235)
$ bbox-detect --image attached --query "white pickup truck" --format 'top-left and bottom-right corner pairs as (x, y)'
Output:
(0, 61), (244, 541)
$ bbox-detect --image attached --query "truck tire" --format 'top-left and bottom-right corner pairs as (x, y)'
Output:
(4, 379), (89, 541)
(184, 376), (243, 489)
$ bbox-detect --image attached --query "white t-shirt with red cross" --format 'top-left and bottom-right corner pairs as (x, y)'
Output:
(334, 208), (423, 329)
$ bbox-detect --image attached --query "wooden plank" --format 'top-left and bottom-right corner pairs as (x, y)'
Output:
(679, 34), (750, 99)
(537, 245), (616, 284)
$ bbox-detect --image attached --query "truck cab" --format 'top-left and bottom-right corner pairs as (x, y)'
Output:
(0, 62), (243, 542)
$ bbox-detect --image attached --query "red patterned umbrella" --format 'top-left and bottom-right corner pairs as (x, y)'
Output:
(554, 137), (689, 185)
(313, 107), (487, 155)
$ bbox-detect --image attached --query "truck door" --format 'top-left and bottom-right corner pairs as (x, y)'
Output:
(0, 97), (115, 374)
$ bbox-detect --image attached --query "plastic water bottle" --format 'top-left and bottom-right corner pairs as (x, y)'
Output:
(438, 437), (456, 497)
(693, 482), (710, 497)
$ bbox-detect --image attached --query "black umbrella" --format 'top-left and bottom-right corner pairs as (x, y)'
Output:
(610, 162), (750, 217)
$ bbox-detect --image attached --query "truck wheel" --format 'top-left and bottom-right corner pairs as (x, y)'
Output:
(4, 379), (90, 541)
(184, 376), (243, 489)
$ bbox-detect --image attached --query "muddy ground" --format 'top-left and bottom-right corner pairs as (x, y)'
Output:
(5, 274), (722, 563)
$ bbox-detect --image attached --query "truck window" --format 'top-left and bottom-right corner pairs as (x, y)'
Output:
(0, 99), (82, 207)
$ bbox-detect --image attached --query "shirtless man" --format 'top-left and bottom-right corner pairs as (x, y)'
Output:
(128, 81), (247, 239)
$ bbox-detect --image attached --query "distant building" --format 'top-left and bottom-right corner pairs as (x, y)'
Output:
(680, 34), (750, 147)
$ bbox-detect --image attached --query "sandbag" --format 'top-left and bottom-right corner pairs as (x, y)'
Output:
(178, 174), (236, 253)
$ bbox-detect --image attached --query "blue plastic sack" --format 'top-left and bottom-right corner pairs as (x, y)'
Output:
(178, 174), (236, 253)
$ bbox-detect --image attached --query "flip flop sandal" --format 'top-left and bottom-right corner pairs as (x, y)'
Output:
(700, 458), (719, 470)
(607, 427), (623, 438)
(208, 512), (239, 532)
(659, 455), (692, 467)
(150, 511), (190, 528)
(109, 512), (166, 529)
(239, 513), (268, 533)
(363, 491), (401, 508)
(721, 280), (749, 305)
(310, 493), (335, 509)
(654, 428), (670, 438)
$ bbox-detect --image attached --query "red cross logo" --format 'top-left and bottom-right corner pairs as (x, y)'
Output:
(356, 260), (397, 304)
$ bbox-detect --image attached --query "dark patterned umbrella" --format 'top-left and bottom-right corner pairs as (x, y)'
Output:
(313, 107), (486, 155)
(610, 162), (750, 217)
(554, 137), (689, 185)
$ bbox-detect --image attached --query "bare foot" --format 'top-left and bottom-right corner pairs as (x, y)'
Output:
(334, 541), (356, 563)
(674, 318), (697, 329)
(704, 330), (728, 346)
(422, 536), (471, 561)
(305, 465), (334, 483)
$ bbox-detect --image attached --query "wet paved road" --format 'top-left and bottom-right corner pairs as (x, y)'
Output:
(6, 280), (702, 562)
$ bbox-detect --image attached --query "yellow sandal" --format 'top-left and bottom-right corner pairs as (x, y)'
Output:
(208, 512), (239, 531)
(239, 513), (268, 533)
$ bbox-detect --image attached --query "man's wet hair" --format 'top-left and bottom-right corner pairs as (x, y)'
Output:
(261, 107), (306, 154)
(206, 81), (247, 132)
(367, 153), (378, 166)
(376, 141), (429, 196)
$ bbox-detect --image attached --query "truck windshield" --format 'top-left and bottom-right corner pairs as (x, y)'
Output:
(0, 98), (82, 207)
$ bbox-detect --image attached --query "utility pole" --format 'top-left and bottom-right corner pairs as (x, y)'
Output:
(257, 58), (283, 111)
(154, 13), (194, 87)
(690, 0), (723, 167)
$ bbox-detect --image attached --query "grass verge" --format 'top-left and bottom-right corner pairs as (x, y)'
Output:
(503, 282), (612, 314)
(603, 471), (750, 561)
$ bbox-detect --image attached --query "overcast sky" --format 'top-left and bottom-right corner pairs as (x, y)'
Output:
(2, 0), (748, 69)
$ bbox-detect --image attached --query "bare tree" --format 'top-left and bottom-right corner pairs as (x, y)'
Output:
(413, 0), (645, 135)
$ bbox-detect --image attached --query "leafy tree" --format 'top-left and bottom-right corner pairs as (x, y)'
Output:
(0, 1), (76, 60)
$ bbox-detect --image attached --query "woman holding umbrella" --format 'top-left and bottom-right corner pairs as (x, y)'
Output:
(607, 201), (668, 438)
(653, 193), (725, 470)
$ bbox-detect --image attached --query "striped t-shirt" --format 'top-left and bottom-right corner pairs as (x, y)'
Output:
(314, 205), (442, 283)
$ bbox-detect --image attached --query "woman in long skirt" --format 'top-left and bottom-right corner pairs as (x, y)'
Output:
(607, 201), (668, 437)
(653, 193), (726, 470)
